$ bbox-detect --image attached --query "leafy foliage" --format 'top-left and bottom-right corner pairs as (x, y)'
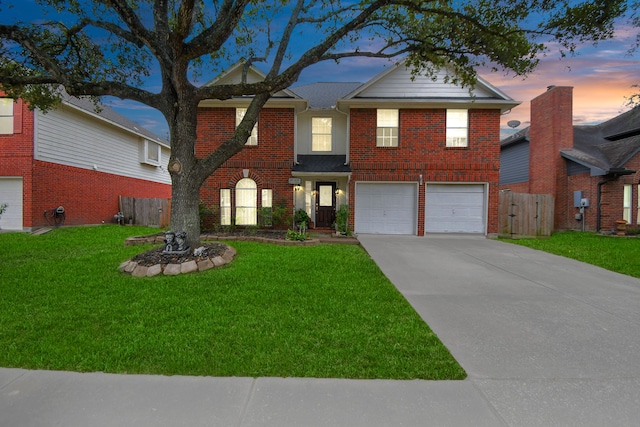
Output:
(0, 0), (629, 245)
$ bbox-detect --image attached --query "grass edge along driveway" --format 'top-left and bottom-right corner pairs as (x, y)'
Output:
(0, 226), (465, 380)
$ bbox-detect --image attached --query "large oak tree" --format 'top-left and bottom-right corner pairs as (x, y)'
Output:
(0, 0), (627, 246)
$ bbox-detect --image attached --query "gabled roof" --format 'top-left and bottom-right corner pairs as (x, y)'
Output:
(60, 92), (170, 147)
(500, 127), (530, 148)
(290, 82), (362, 109)
(203, 62), (300, 99)
(561, 107), (640, 175)
(339, 60), (519, 112)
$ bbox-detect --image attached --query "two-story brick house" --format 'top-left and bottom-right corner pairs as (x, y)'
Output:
(0, 92), (171, 231)
(197, 62), (518, 235)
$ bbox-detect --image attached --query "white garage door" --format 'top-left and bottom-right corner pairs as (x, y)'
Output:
(426, 184), (485, 233)
(0, 178), (24, 231)
(355, 183), (417, 234)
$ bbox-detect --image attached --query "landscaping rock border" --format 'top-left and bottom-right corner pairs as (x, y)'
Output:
(119, 245), (237, 277)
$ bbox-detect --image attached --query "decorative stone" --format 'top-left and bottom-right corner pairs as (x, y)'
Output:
(211, 256), (225, 267)
(222, 248), (236, 263)
(147, 264), (163, 277)
(132, 265), (149, 277)
(118, 261), (130, 273)
(197, 258), (215, 272)
(180, 260), (198, 274)
(124, 261), (138, 273)
(163, 263), (182, 276)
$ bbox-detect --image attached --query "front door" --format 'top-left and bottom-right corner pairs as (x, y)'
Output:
(315, 182), (336, 228)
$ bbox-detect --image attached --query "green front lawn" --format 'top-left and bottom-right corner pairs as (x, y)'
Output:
(0, 226), (465, 380)
(501, 232), (640, 279)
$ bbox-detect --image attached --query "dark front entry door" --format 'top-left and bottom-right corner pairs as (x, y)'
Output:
(315, 182), (336, 228)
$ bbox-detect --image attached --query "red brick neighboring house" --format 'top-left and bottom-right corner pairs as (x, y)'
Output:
(198, 62), (518, 235)
(500, 86), (640, 233)
(0, 92), (171, 231)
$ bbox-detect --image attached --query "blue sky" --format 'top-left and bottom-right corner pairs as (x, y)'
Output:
(5, 1), (640, 139)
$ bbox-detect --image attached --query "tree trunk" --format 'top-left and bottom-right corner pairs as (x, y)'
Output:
(170, 171), (201, 250)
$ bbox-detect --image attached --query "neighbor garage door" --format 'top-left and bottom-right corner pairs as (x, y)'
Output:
(425, 184), (485, 233)
(355, 183), (417, 234)
(0, 177), (23, 231)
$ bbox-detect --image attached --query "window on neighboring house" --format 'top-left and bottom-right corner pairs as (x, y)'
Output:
(446, 109), (468, 147)
(220, 189), (232, 226)
(0, 98), (14, 134)
(261, 189), (273, 226)
(623, 184), (632, 224)
(236, 108), (258, 145)
(140, 139), (161, 166)
(235, 178), (257, 225)
(377, 109), (398, 147)
(312, 117), (332, 151)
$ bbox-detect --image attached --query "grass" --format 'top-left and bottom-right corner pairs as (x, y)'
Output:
(501, 232), (640, 279)
(0, 226), (465, 380)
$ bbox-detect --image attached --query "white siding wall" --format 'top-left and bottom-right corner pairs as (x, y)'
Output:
(358, 66), (495, 99)
(34, 106), (171, 184)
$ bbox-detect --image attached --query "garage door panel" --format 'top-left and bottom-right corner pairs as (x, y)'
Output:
(355, 183), (416, 235)
(426, 184), (485, 233)
(0, 178), (24, 231)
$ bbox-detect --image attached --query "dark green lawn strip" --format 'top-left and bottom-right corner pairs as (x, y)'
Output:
(501, 232), (640, 279)
(0, 226), (465, 380)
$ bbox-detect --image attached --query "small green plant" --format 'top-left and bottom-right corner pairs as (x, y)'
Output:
(0, 203), (7, 218)
(294, 209), (310, 229)
(286, 229), (308, 241)
(335, 204), (350, 235)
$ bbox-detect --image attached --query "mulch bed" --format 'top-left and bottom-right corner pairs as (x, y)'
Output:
(130, 243), (228, 268)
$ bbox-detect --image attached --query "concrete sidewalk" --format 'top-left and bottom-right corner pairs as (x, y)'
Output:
(2, 234), (640, 426)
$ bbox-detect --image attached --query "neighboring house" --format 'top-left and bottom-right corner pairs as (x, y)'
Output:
(0, 92), (172, 231)
(197, 61), (518, 236)
(500, 86), (640, 233)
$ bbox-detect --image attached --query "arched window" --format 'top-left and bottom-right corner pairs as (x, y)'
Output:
(235, 178), (257, 225)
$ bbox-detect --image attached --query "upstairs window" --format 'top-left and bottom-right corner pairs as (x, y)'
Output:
(236, 108), (258, 145)
(140, 139), (161, 166)
(446, 109), (468, 147)
(377, 109), (398, 147)
(0, 98), (14, 134)
(312, 117), (332, 151)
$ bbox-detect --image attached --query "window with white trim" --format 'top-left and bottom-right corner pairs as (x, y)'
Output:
(220, 189), (231, 226)
(140, 139), (161, 166)
(235, 178), (257, 225)
(312, 117), (332, 151)
(236, 108), (258, 145)
(261, 189), (273, 226)
(446, 109), (468, 147)
(623, 184), (632, 224)
(0, 98), (14, 134)
(376, 109), (398, 147)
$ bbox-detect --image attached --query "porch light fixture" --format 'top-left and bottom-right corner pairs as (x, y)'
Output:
(335, 188), (341, 195)
(419, 174), (423, 185)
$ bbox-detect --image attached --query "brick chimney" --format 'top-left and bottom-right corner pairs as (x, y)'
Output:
(528, 86), (573, 196)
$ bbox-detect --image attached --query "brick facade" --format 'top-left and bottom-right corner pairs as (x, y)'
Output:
(0, 99), (171, 230)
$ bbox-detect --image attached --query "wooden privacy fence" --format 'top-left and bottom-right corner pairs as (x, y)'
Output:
(498, 192), (554, 238)
(119, 196), (171, 227)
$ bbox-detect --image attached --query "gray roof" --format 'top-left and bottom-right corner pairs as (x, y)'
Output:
(61, 93), (169, 146)
(501, 107), (640, 175)
(290, 82), (362, 109)
(293, 155), (351, 173)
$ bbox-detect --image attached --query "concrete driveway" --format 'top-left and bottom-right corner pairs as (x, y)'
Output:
(358, 234), (640, 426)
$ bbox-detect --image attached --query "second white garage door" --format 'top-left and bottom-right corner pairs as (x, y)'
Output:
(425, 184), (485, 233)
(355, 183), (417, 235)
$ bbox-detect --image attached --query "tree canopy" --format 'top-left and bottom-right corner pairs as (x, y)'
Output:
(0, 0), (629, 245)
